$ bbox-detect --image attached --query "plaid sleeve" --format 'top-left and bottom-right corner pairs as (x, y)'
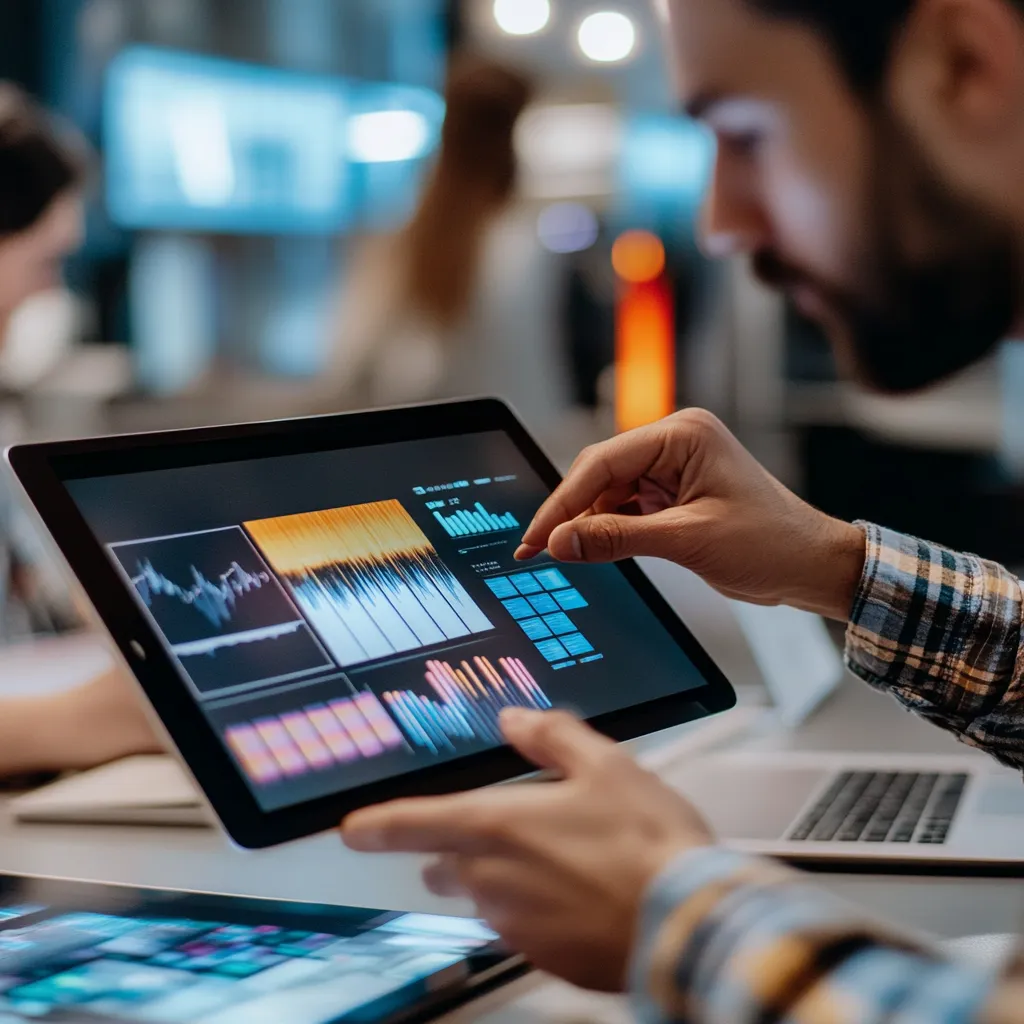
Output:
(845, 523), (1024, 769)
(630, 848), (999, 1024)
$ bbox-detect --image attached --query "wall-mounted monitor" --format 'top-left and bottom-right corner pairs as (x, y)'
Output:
(105, 47), (444, 235)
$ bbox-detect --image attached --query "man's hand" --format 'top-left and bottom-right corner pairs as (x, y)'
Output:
(515, 409), (865, 621)
(341, 709), (712, 992)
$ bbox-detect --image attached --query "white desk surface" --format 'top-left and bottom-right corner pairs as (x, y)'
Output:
(1, 638), (1022, 1022)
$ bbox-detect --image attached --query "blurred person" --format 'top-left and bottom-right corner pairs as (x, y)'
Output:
(340, 1), (1024, 1021)
(0, 84), (158, 776)
(0, 82), (87, 640)
(326, 57), (571, 441)
(0, 86), (84, 336)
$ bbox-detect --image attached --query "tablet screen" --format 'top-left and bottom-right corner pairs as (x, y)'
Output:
(0, 877), (509, 1023)
(65, 430), (707, 813)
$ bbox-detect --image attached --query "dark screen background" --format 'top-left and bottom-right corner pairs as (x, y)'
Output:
(67, 431), (706, 811)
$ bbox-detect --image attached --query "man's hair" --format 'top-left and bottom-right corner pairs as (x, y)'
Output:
(0, 84), (83, 236)
(748, 0), (1024, 93)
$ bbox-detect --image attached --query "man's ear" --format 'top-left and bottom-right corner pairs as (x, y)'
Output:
(888, 0), (1024, 149)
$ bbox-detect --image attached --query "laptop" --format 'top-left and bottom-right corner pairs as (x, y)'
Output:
(642, 558), (1024, 870)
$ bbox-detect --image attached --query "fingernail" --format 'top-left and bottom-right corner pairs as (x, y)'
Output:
(514, 544), (541, 561)
(570, 530), (583, 561)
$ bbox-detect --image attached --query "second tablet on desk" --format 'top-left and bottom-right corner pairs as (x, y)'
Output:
(7, 399), (736, 849)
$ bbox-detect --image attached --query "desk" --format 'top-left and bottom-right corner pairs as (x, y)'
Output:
(1, 643), (1022, 1022)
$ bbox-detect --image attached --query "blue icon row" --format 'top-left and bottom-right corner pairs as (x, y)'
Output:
(534, 634), (596, 663)
(485, 568), (572, 600)
(500, 592), (590, 619)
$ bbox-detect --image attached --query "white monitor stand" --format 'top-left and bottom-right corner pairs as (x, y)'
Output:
(634, 558), (844, 768)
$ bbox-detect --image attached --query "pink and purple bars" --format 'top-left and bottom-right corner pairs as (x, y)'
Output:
(224, 691), (405, 785)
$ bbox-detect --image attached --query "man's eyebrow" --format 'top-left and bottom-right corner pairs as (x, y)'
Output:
(682, 91), (727, 121)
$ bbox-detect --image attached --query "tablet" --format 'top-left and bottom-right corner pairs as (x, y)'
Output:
(0, 872), (524, 1023)
(7, 398), (735, 848)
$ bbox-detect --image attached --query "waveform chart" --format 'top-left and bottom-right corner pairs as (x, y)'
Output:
(244, 501), (494, 668)
(383, 654), (552, 753)
(109, 528), (332, 693)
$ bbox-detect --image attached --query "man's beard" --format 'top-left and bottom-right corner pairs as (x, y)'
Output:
(753, 114), (1020, 394)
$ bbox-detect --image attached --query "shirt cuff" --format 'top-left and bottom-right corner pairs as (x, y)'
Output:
(844, 522), (1023, 717)
(627, 846), (955, 1024)
(628, 848), (791, 1024)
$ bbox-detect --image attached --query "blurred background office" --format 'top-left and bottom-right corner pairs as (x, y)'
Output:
(1, 0), (1023, 644)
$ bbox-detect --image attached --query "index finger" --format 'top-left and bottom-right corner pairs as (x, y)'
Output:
(341, 786), (538, 855)
(519, 426), (669, 553)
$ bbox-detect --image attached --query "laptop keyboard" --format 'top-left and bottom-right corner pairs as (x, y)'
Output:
(788, 771), (968, 844)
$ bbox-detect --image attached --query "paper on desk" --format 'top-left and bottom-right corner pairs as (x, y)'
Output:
(0, 632), (115, 696)
(9, 755), (207, 827)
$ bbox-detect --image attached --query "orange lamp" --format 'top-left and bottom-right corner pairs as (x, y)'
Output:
(612, 231), (675, 433)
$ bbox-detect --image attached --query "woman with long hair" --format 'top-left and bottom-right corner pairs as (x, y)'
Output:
(327, 55), (569, 431)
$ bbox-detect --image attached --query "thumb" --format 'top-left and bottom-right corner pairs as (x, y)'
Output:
(500, 708), (617, 776)
(548, 508), (692, 564)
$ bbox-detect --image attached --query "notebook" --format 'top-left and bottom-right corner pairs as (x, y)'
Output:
(9, 755), (207, 827)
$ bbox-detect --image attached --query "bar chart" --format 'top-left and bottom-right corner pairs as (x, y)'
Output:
(223, 691), (406, 786)
(433, 503), (520, 538)
(383, 655), (552, 753)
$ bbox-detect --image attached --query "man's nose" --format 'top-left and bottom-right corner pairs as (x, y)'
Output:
(698, 158), (771, 260)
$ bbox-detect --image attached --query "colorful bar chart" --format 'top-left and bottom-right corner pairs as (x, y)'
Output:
(433, 503), (520, 538)
(383, 655), (552, 754)
(224, 691), (406, 786)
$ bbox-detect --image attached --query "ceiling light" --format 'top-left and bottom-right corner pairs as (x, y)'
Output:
(348, 110), (431, 163)
(493, 0), (551, 36)
(577, 10), (637, 64)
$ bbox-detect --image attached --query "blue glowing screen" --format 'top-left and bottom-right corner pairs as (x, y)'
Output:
(105, 47), (444, 235)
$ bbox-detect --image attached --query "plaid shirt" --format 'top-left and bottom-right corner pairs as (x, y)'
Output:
(631, 523), (1024, 1024)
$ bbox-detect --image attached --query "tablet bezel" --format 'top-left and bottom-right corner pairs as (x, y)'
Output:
(7, 398), (736, 849)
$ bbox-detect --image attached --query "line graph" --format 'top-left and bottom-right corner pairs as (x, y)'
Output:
(110, 527), (332, 694)
(382, 654), (552, 753)
(130, 559), (271, 630)
(245, 501), (493, 668)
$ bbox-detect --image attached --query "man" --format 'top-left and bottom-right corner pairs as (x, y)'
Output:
(344, 0), (1024, 1020)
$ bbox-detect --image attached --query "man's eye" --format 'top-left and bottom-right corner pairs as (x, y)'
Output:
(722, 132), (763, 156)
